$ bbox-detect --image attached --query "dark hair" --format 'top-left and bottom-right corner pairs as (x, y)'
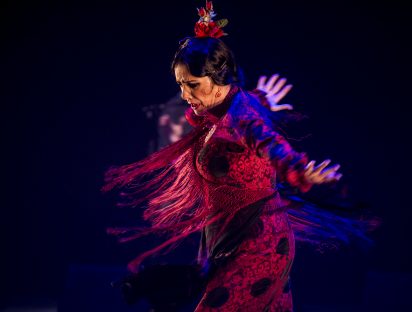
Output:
(171, 37), (243, 86)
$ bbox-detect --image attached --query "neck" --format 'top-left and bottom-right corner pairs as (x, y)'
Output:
(207, 84), (239, 119)
(208, 84), (231, 109)
(215, 85), (231, 105)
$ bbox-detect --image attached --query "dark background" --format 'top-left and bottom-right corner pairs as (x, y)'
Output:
(1, 0), (411, 311)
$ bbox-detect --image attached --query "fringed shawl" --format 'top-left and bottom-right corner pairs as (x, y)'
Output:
(103, 86), (379, 272)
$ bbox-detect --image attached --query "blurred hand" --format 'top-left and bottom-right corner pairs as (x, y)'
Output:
(159, 113), (185, 143)
(304, 159), (342, 184)
(256, 74), (293, 111)
(158, 114), (171, 126)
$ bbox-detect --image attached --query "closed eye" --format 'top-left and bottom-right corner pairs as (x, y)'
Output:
(175, 81), (199, 89)
(188, 83), (199, 89)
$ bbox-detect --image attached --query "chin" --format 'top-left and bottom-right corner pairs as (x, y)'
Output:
(192, 108), (206, 116)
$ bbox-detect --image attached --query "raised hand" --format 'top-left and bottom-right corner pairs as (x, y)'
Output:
(304, 159), (342, 184)
(256, 74), (294, 112)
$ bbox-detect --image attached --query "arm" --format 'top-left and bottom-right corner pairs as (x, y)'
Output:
(246, 118), (312, 192)
(246, 117), (342, 192)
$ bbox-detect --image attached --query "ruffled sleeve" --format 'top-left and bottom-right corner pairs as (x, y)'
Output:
(249, 89), (271, 109)
(245, 117), (312, 193)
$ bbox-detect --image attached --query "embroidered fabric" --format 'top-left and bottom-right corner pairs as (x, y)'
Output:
(103, 85), (377, 273)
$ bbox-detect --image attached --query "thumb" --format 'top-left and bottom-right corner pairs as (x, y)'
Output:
(270, 104), (294, 112)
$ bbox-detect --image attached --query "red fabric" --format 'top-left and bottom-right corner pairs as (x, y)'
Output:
(249, 88), (272, 109)
(195, 209), (295, 311)
(103, 86), (313, 273)
(104, 83), (380, 310)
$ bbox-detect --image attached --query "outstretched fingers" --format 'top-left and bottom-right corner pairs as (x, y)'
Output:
(257, 75), (268, 90)
(267, 77), (287, 96)
(271, 84), (293, 104)
(270, 103), (293, 111)
(304, 159), (342, 184)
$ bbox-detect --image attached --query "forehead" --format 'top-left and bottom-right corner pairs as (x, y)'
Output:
(174, 64), (200, 82)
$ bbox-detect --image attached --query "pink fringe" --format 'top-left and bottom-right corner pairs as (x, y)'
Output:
(103, 124), (223, 271)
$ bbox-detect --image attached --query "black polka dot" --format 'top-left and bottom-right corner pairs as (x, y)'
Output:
(276, 237), (289, 255)
(250, 278), (272, 297)
(197, 145), (210, 164)
(208, 156), (230, 177)
(203, 287), (230, 308)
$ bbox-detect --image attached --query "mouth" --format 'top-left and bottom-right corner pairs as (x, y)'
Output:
(189, 102), (200, 110)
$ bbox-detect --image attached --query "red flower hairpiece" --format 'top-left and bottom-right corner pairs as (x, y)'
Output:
(194, 1), (228, 38)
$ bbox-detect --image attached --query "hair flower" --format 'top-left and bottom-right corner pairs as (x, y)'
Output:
(194, 1), (228, 38)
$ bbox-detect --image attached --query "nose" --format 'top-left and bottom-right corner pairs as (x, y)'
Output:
(180, 85), (191, 102)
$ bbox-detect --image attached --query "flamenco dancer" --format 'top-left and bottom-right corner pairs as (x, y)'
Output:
(103, 2), (376, 311)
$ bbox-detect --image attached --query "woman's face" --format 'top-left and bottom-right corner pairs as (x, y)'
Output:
(174, 64), (221, 115)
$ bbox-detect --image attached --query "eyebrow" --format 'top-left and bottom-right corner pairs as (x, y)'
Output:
(176, 80), (198, 84)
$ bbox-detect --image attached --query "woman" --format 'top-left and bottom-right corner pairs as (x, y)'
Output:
(173, 39), (340, 312)
(103, 2), (347, 311)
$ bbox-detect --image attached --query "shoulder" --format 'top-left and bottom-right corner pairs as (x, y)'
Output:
(227, 88), (273, 127)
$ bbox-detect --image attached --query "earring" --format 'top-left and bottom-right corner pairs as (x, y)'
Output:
(215, 88), (221, 98)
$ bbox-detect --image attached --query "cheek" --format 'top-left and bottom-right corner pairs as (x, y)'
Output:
(197, 86), (213, 105)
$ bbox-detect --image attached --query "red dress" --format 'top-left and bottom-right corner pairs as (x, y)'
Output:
(187, 86), (310, 311)
(104, 85), (377, 311)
